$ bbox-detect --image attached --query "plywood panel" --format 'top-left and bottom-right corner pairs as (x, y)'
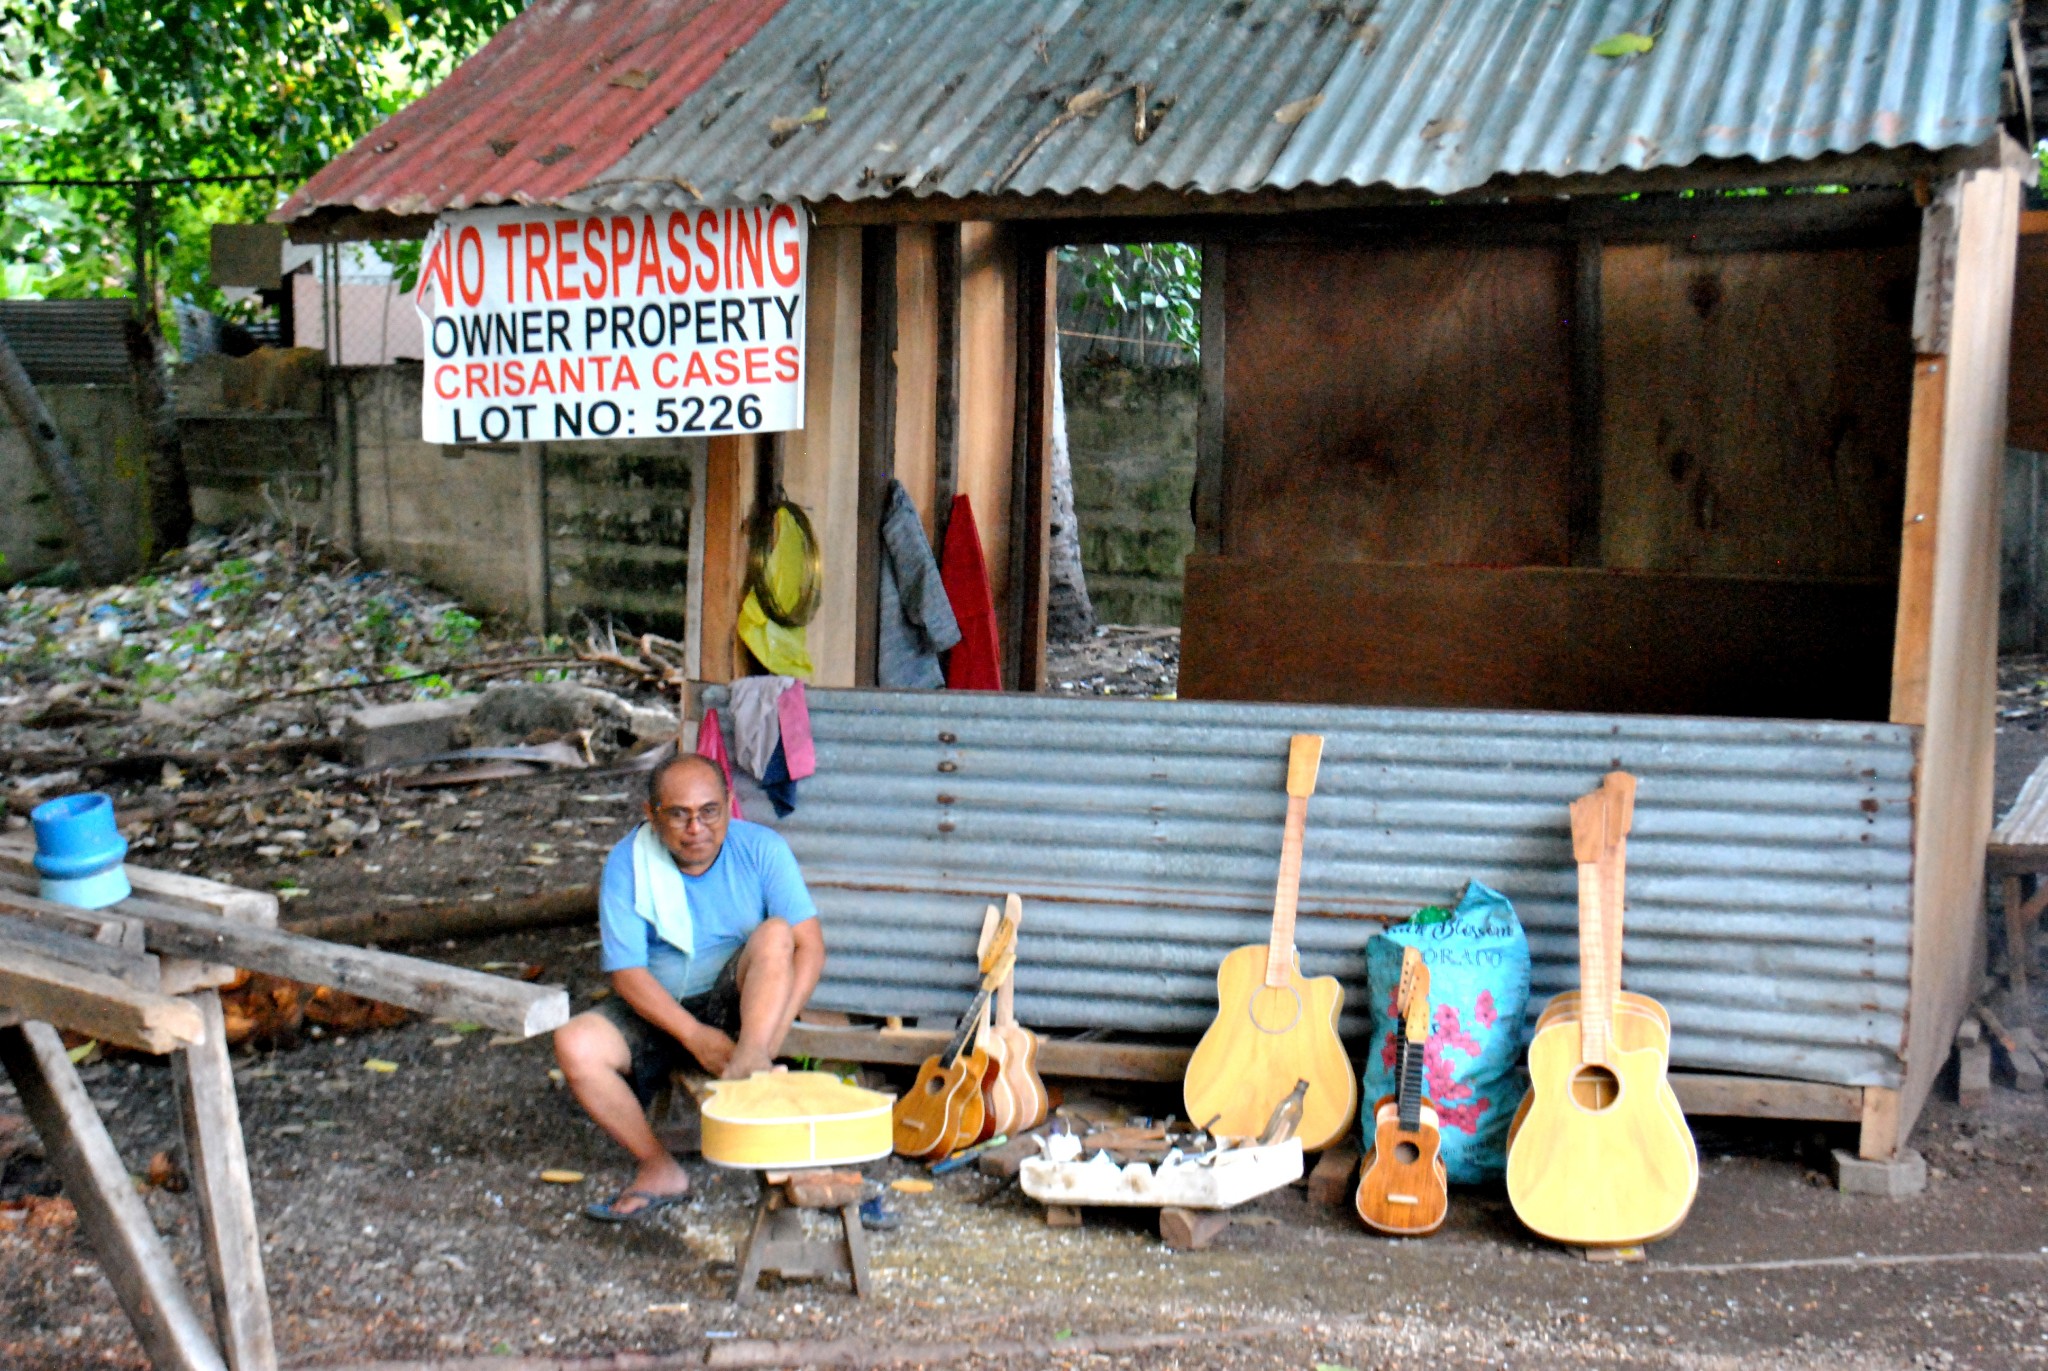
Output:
(1221, 241), (1573, 566)
(957, 221), (1017, 626)
(1179, 556), (1895, 719)
(894, 224), (940, 538)
(1896, 148), (2026, 1153)
(781, 225), (863, 687)
(1600, 242), (1916, 578)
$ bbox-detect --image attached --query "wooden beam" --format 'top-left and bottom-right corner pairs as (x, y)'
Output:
(1568, 234), (1604, 568)
(957, 222), (1018, 646)
(782, 1024), (1193, 1083)
(0, 889), (569, 1038)
(0, 897), (145, 952)
(1006, 237), (1054, 692)
(855, 226), (898, 687)
(892, 224), (941, 537)
(1889, 355), (1949, 724)
(1194, 241), (1227, 557)
(173, 992), (277, 1371)
(932, 224), (962, 546)
(0, 907), (154, 979)
(1669, 1073), (1865, 1123)
(1859, 1086), (1903, 1160)
(699, 434), (756, 684)
(0, 935), (201, 1053)
(0, 1021), (229, 1371)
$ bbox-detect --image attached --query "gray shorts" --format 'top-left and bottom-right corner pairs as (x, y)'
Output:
(593, 955), (742, 1106)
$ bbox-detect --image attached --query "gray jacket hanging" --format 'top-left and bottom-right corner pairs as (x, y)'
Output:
(877, 479), (961, 689)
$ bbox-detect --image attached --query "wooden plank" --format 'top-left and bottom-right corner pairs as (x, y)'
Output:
(931, 223), (961, 540)
(1669, 1073), (1864, 1123)
(1006, 239), (1053, 692)
(699, 434), (756, 683)
(1179, 557), (1896, 718)
(0, 835), (277, 926)
(1859, 1086), (1902, 1161)
(1891, 356), (1952, 724)
(0, 1021), (229, 1371)
(174, 991), (277, 1371)
(781, 1023), (1193, 1083)
(0, 913), (158, 987)
(1599, 241), (1916, 579)
(1220, 240), (1573, 567)
(956, 222), (1018, 634)
(1568, 234), (1603, 568)
(0, 888), (569, 1038)
(0, 937), (202, 1053)
(855, 225), (898, 688)
(1896, 141), (2029, 1154)
(1194, 240), (1226, 556)
(0, 896), (147, 956)
(893, 224), (941, 537)
(781, 224), (865, 686)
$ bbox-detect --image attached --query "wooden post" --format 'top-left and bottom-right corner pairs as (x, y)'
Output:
(1194, 241), (1227, 557)
(1568, 234), (1604, 568)
(957, 222), (1019, 652)
(699, 434), (757, 683)
(1006, 237), (1054, 692)
(893, 224), (942, 536)
(932, 225), (962, 548)
(0, 1021), (228, 1371)
(855, 226), (898, 686)
(174, 991), (277, 1371)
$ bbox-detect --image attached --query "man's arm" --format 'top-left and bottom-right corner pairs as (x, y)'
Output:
(609, 966), (733, 1076)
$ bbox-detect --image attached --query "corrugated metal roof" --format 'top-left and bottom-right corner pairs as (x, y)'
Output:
(714, 687), (1917, 1089)
(0, 302), (136, 385)
(283, 0), (2011, 225)
(276, 0), (790, 223)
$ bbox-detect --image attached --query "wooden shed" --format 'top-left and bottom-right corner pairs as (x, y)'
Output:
(281, 0), (2035, 1162)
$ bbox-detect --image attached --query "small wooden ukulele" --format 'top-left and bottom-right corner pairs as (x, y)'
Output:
(1183, 734), (1357, 1150)
(892, 912), (1017, 1161)
(1355, 947), (1448, 1236)
(1505, 773), (1697, 1247)
(989, 893), (1048, 1132)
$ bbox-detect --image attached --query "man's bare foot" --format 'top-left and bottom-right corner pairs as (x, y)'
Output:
(722, 1043), (774, 1080)
(606, 1154), (690, 1217)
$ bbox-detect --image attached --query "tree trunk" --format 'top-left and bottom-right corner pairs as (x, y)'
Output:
(1046, 334), (1096, 642)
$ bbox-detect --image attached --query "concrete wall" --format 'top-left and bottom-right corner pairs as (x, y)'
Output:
(1063, 358), (1199, 626)
(0, 382), (153, 581)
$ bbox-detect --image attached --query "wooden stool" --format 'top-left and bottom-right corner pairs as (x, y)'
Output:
(1988, 759), (2048, 1000)
(731, 1169), (870, 1306)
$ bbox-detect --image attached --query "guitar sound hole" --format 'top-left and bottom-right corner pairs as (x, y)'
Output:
(1393, 1140), (1421, 1165)
(924, 1075), (945, 1095)
(1570, 1064), (1621, 1111)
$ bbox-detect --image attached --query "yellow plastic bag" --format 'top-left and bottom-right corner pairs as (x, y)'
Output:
(737, 505), (816, 678)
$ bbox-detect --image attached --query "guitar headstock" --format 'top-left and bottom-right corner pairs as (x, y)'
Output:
(1286, 734), (1324, 799)
(1396, 946), (1431, 1044)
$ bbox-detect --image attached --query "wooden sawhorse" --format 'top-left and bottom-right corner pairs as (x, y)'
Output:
(730, 1169), (871, 1306)
(1989, 758), (2048, 1004)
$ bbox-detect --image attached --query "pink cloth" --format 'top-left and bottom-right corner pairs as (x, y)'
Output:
(693, 708), (744, 821)
(776, 680), (816, 780)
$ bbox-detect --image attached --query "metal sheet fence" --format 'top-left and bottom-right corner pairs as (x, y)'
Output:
(715, 688), (1917, 1087)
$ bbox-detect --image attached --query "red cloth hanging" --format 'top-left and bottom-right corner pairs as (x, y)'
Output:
(939, 493), (1003, 691)
(693, 708), (744, 821)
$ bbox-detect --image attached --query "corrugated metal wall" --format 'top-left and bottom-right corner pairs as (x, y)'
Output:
(717, 688), (1917, 1088)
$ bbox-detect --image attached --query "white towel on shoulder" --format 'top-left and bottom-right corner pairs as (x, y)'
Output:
(630, 823), (693, 964)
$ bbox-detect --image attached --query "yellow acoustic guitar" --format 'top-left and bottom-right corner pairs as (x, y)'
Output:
(1184, 734), (1357, 1150)
(988, 893), (1048, 1133)
(974, 903), (1022, 1141)
(700, 1070), (895, 1170)
(1506, 773), (1696, 1247)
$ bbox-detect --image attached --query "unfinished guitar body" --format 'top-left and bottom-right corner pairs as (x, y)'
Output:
(1508, 998), (1680, 1148)
(1505, 1015), (1696, 1246)
(1355, 1099), (1448, 1236)
(1183, 945), (1355, 1150)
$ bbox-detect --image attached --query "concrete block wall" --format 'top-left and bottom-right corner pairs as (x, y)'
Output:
(0, 383), (153, 581)
(1063, 359), (1199, 626)
(545, 439), (700, 644)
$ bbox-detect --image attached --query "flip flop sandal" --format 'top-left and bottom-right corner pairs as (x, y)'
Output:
(584, 1188), (690, 1223)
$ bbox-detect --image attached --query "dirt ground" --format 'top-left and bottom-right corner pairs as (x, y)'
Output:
(3, 650), (2048, 1369)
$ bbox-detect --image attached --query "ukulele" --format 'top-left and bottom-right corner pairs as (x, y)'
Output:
(1506, 773), (1697, 1247)
(1355, 947), (1448, 1236)
(892, 912), (1018, 1161)
(1184, 734), (1357, 1151)
(974, 903), (1021, 1142)
(989, 892), (1048, 1132)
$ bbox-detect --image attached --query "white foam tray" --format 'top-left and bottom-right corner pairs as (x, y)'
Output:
(1019, 1138), (1303, 1211)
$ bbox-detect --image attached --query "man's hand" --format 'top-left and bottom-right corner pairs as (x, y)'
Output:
(684, 1023), (736, 1076)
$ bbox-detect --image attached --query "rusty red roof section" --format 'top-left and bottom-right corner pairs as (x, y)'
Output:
(278, 0), (786, 226)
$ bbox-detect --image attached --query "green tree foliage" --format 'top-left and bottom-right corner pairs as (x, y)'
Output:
(1057, 242), (1201, 358)
(0, 0), (517, 310)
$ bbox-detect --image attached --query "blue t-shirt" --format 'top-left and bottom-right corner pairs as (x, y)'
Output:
(597, 819), (818, 999)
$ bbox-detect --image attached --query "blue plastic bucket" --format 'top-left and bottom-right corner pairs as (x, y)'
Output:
(31, 791), (131, 909)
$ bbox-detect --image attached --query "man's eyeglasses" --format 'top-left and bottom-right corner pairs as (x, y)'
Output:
(653, 802), (725, 829)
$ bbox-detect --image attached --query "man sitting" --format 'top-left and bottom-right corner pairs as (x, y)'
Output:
(554, 752), (825, 1221)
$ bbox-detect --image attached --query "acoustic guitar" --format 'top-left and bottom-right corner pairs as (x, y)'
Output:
(892, 912), (1018, 1161)
(701, 1070), (894, 1170)
(1183, 734), (1357, 1151)
(974, 903), (1021, 1141)
(988, 893), (1048, 1133)
(1506, 773), (1697, 1247)
(1355, 947), (1448, 1236)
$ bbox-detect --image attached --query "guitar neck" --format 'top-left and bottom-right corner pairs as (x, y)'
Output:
(942, 984), (994, 1068)
(1264, 792), (1309, 989)
(1396, 1036), (1425, 1132)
